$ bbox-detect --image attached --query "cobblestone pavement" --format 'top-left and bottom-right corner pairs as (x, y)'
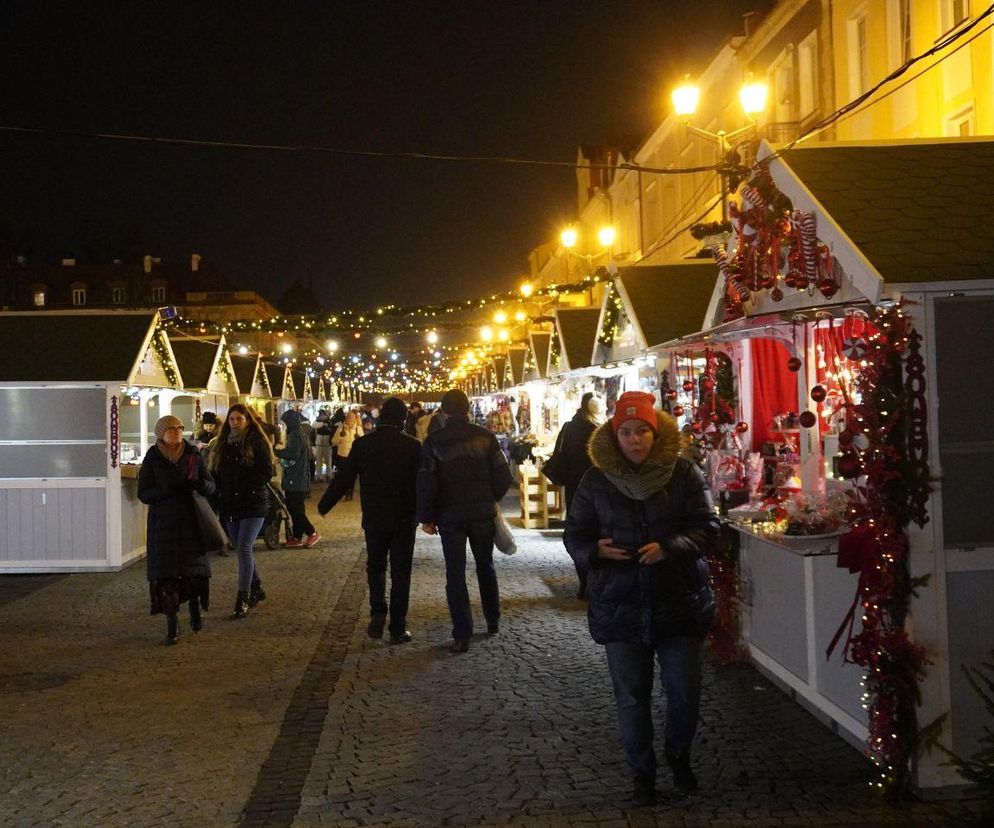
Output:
(0, 490), (988, 827)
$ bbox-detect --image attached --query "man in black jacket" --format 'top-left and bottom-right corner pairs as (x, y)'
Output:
(417, 389), (514, 653)
(318, 397), (421, 644)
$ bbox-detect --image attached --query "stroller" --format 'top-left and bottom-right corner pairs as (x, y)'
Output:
(260, 481), (294, 549)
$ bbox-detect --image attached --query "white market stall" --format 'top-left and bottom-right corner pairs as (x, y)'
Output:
(167, 334), (239, 430)
(0, 310), (183, 572)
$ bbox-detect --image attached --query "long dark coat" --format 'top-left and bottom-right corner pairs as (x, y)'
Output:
(553, 409), (597, 509)
(137, 441), (216, 581)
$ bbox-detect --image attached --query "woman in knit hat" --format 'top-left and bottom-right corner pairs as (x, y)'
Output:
(137, 414), (217, 645)
(563, 391), (720, 805)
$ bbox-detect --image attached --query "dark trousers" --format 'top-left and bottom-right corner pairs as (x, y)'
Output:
(284, 490), (315, 539)
(604, 636), (704, 782)
(364, 525), (416, 635)
(439, 518), (500, 641)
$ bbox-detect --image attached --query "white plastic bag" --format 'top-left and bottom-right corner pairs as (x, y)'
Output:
(493, 504), (517, 556)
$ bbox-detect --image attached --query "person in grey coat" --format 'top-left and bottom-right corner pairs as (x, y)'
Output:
(275, 409), (320, 548)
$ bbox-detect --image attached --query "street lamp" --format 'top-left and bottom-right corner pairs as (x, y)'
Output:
(560, 224), (617, 280)
(671, 74), (768, 219)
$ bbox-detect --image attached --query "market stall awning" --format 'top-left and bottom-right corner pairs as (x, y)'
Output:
(766, 138), (994, 304)
(0, 310), (179, 386)
(507, 346), (527, 387)
(231, 352), (263, 396)
(554, 308), (601, 372)
(614, 262), (717, 351)
(168, 336), (234, 393)
(529, 331), (552, 379)
(262, 363), (285, 400)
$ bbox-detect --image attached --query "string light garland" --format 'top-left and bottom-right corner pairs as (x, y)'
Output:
(597, 283), (624, 346)
(151, 328), (180, 387)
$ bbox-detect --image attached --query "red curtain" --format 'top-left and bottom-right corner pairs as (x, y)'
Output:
(750, 338), (798, 450)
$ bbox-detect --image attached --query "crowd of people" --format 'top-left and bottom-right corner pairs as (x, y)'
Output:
(136, 387), (718, 805)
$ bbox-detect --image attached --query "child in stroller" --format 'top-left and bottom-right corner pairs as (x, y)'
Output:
(260, 481), (294, 549)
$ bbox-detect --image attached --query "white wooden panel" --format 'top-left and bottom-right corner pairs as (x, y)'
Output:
(0, 487), (106, 565)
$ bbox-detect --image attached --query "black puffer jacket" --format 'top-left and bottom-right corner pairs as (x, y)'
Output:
(564, 412), (720, 643)
(137, 441), (216, 581)
(318, 425), (421, 531)
(416, 415), (513, 526)
(553, 409), (597, 504)
(212, 432), (274, 520)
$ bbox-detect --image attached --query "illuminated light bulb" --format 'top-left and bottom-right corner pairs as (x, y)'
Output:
(498, 329), (509, 341)
(281, 342), (294, 354)
(426, 331), (439, 344)
(597, 226), (616, 247)
(493, 310), (507, 324)
(560, 227), (578, 249)
(671, 78), (700, 117)
(514, 310), (526, 322)
(326, 340), (339, 353)
(480, 326), (494, 342)
(520, 282), (534, 298)
(375, 337), (387, 349)
(238, 345), (249, 355)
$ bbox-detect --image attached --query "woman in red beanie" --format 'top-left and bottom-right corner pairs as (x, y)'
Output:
(564, 391), (719, 806)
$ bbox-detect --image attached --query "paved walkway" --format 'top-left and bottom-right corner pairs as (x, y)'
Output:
(0, 491), (988, 827)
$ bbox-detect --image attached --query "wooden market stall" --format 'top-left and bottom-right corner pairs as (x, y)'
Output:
(0, 310), (183, 572)
(661, 137), (994, 793)
(167, 334), (239, 430)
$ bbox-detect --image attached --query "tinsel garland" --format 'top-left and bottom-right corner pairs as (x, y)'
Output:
(833, 301), (932, 798)
(707, 526), (747, 664)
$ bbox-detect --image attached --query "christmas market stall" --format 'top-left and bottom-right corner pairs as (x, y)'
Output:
(669, 138), (994, 795)
(0, 310), (183, 573)
(231, 349), (272, 410)
(166, 334), (239, 430)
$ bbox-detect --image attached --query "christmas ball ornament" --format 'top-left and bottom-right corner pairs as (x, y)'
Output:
(838, 429), (854, 446)
(841, 337), (867, 360)
(735, 421), (749, 433)
(682, 380), (694, 392)
(810, 384), (827, 403)
(710, 413), (721, 424)
(770, 286), (784, 302)
(691, 421), (702, 433)
(702, 377), (714, 390)
(799, 410), (817, 429)
(837, 454), (861, 479)
(787, 356), (802, 372)
(818, 278), (838, 299)
(665, 389), (678, 401)
(794, 275), (810, 290)
(671, 405), (684, 417)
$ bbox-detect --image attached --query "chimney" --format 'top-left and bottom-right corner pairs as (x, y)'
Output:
(191, 253), (201, 272)
(143, 254), (153, 274)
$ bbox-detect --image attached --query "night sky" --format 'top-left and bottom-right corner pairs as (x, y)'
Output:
(1, 1), (771, 311)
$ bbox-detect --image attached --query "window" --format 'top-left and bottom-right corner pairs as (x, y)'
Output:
(111, 286), (126, 305)
(797, 33), (818, 119)
(946, 105), (975, 136)
(887, 0), (913, 70)
(770, 49), (795, 123)
(72, 287), (87, 306)
(151, 285), (166, 303)
(33, 290), (45, 307)
(848, 11), (871, 97)
(941, 0), (970, 34)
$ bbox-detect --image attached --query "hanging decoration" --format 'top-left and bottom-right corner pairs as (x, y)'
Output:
(597, 283), (624, 347)
(151, 328), (181, 387)
(825, 301), (932, 799)
(109, 395), (119, 469)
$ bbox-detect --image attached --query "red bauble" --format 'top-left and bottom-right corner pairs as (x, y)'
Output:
(787, 356), (802, 372)
(665, 389), (678, 401)
(691, 421), (703, 433)
(710, 412), (721, 424)
(671, 405), (684, 417)
(799, 410), (817, 429)
(682, 380), (695, 392)
(819, 278), (838, 298)
(770, 286), (784, 302)
(735, 421), (749, 433)
(794, 275), (810, 290)
(838, 429), (854, 446)
(702, 377), (715, 390)
(810, 384), (827, 403)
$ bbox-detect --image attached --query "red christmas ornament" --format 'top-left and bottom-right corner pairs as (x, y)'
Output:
(770, 286), (784, 302)
(794, 275), (810, 290)
(799, 410), (817, 429)
(710, 413), (721, 424)
(665, 389), (678, 401)
(691, 421), (702, 433)
(735, 421), (749, 433)
(818, 278), (838, 298)
(702, 377), (715, 390)
(787, 356), (802, 372)
(810, 384), (827, 403)
(682, 380), (694, 392)
(671, 405), (684, 417)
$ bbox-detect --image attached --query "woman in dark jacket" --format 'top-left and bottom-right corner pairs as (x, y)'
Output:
(275, 409), (320, 548)
(207, 404), (276, 618)
(137, 415), (216, 645)
(564, 391), (719, 806)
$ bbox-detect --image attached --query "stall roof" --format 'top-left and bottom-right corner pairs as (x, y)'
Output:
(262, 363), (284, 399)
(230, 352), (259, 392)
(168, 337), (221, 391)
(555, 308), (601, 371)
(615, 262), (717, 349)
(775, 139), (994, 285)
(0, 311), (160, 383)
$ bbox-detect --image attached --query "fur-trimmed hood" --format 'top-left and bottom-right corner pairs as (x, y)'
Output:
(587, 409), (686, 500)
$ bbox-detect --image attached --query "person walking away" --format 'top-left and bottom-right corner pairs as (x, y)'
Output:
(318, 397), (420, 644)
(425, 406), (447, 438)
(137, 415), (216, 644)
(551, 392), (604, 598)
(207, 404), (276, 618)
(404, 401), (424, 438)
(275, 409), (320, 548)
(332, 410), (364, 500)
(314, 407), (334, 481)
(417, 388), (513, 653)
(563, 391), (719, 805)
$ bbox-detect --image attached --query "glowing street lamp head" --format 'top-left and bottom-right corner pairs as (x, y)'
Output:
(375, 336), (387, 349)
(519, 281), (534, 298)
(597, 225), (616, 247)
(739, 78), (768, 115)
(671, 79), (700, 118)
(514, 310), (527, 322)
(497, 329), (509, 342)
(238, 345), (249, 355)
(493, 310), (507, 324)
(480, 326), (494, 342)
(281, 342), (294, 354)
(326, 340), (339, 353)
(426, 330), (439, 345)
(560, 227), (578, 249)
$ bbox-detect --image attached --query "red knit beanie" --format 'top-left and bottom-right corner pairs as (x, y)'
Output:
(612, 391), (658, 434)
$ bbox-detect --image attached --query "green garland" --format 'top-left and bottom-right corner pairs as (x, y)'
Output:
(151, 328), (180, 387)
(597, 284), (623, 346)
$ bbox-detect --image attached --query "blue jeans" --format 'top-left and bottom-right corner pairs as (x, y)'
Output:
(439, 519), (500, 641)
(604, 636), (704, 781)
(226, 516), (265, 592)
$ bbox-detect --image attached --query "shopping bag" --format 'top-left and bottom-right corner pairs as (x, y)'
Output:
(192, 490), (229, 551)
(493, 504), (517, 556)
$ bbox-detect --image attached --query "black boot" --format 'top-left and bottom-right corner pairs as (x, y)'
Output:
(248, 580), (267, 608)
(165, 614), (180, 645)
(189, 597), (203, 632)
(666, 749), (698, 795)
(632, 775), (656, 807)
(232, 590), (250, 619)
